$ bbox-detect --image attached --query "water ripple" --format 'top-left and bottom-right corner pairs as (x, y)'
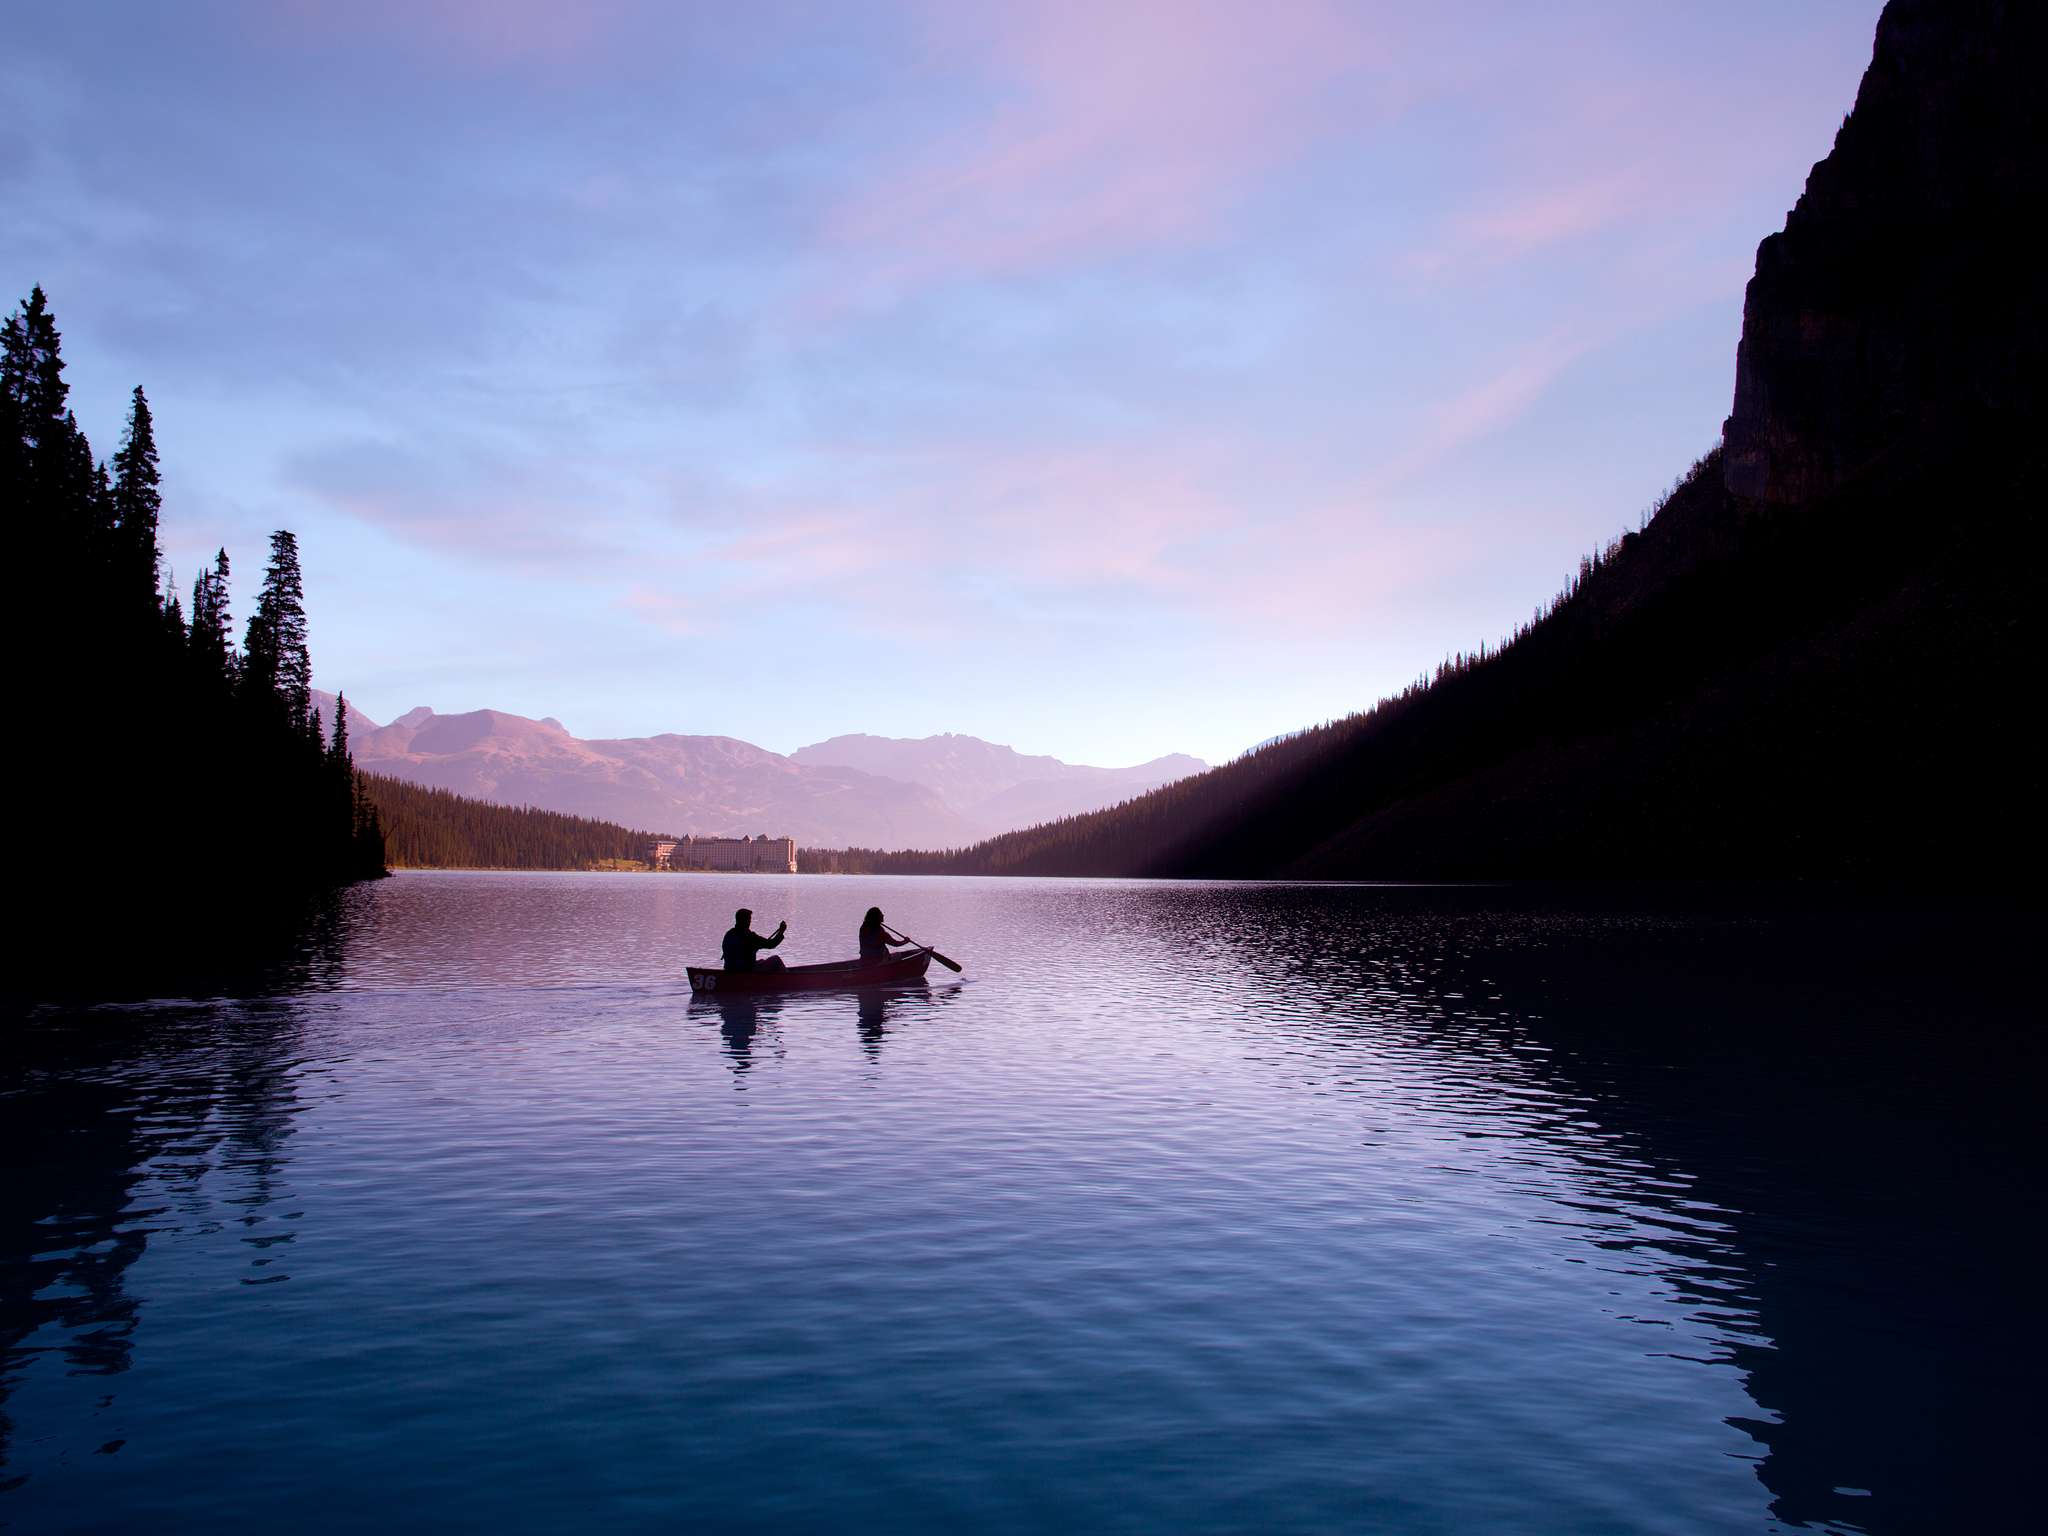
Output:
(3, 874), (2036, 1533)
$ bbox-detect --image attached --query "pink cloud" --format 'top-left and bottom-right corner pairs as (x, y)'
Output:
(947, 446), (1238, 589)
(823, 0), (1390, 287)
(288, 437), (631, 571)
(650, 337), (1586, 635)
(704, 514), (889, 586)
(1408, 172), (1643, 278)
(1190, 336), (1602, 632)
(1368, 337), (1594, 493)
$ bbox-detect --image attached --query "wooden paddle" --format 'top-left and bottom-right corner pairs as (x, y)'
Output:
(884, 925), (963, 973)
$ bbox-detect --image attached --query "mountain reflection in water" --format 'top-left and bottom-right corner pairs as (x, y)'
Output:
(2, 873), (2036, 1532)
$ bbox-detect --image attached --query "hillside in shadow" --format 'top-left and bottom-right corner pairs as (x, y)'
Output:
(869, 0), (2044, 885)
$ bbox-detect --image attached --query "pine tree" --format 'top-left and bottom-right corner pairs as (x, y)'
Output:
(2, 287), (70, 461)
(110, 386), (162, 605)
(162, 574), (186, 647)
(89, 456), (116, 556)
(330, 695), (359, 873)
(352, 769), (387, 877)
(0, 310), (23, 496)
(2, 292), (101, 567)
(9, 283), (388, 982)
(243, 529), (311, 729)
(190, 547), (236, 688)
(329, 690), (351, 765)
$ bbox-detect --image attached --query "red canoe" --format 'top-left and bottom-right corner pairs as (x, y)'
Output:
(687, 947), (934, 995)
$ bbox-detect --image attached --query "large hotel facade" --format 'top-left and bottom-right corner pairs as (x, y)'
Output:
(647, 834), (798, 873)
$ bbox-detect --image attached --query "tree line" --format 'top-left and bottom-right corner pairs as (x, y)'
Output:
(366, 775), (668, 870)
(3, 284), (384, 962)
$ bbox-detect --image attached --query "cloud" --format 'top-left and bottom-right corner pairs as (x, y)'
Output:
(703, 513), (890, 587)
(252, 0), (635, 71)
(1408, 172), (1644, 279)
(821, 0), (1388, 291)
(1367, 337), (1595, 493)
(287, 435), (634, 571)
(13, 0), (1885, 763)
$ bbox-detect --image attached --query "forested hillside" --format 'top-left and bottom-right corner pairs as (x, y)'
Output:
(4, 285), (384, 980)
(866, 0), (2047, 885)
(367, 776), (666, 870)
(873, 431), (2037, 881)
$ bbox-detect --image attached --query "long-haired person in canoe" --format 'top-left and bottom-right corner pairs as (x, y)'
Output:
(859, 907), (914, 964)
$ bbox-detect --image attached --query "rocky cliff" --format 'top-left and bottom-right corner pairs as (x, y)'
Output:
(909, 0), (2048, 884)
(1723, 0), (2045, 504)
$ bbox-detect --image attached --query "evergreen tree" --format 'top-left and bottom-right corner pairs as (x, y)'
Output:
(110, 386), (162, 603)
(56, 422), (105, 553)
(10, 283), (384, 989)
(89, 456), (116, 556)
(0, 309), (23, 495)
(329, 690), (351, 765)
(331, 695), (359, 862)
(2, 287), (70, 461)
(243, 529), (311, 729)
(2, 292), (101, 568)
(190, 547), (236, 688)
(161, 574), (186, 648)
(352, 770), (387, 877)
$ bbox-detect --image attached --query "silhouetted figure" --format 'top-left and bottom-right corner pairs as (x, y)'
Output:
(721, 908), (786, 972)
(859, 907), (913, 964)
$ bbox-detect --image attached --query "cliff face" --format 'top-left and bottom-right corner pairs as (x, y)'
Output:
(921, 0), (2048, 884)
(1723, 0), (2045, 504)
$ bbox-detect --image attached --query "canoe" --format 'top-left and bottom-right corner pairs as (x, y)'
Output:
(687, 947), (934, 995)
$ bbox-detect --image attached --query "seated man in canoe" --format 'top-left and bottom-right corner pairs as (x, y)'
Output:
(859, 907), (916, 965)
(721, 908), (787, 972)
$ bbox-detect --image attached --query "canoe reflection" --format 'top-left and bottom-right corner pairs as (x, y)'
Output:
(698, 980), (954, 1076)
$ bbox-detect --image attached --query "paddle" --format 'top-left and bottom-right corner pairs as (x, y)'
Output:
(883, 924), (963, 973)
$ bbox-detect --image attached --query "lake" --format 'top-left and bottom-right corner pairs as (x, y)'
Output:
(3, 872), (2038, 1533)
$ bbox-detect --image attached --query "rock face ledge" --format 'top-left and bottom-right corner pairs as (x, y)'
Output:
(1722, 0), (2045, 505)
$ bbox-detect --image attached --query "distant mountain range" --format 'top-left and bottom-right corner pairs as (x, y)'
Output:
(311, 695), (1202, 850)
(792, 734), (1204, 837)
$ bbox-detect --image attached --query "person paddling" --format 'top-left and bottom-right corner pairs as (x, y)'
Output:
(722, 908), (787, 972)
(859, 907), (915, 964)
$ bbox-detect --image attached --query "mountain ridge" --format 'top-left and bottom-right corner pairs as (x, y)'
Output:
(792, 732), (1203, 834)
(311, 693), (1204, 849)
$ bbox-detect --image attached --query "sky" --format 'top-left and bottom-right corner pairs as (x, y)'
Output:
(7, 0), (1879, 768)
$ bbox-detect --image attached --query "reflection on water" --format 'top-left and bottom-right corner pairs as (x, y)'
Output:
(702, 983), (960, 1078)
(2, 873), (2036, 1532)
(1, 1000), (309, 1490)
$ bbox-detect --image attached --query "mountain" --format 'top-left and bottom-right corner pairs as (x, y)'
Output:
(790, 733), (1204, 835)
(880, 0), (2046, 884)
(311, 689), (383, 744)
(330, 704), (1203, 850)
(338, 706), (970, 849)
(1723, 0), (2041, 505)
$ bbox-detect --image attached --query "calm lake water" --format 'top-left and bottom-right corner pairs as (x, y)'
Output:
(3, 873), (2039, 1533)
